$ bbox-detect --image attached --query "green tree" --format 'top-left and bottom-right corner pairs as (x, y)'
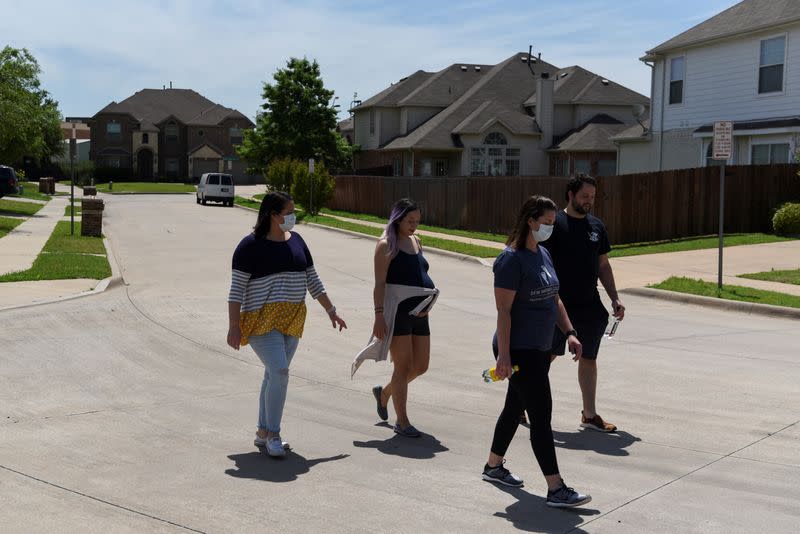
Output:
(238, 57), (344, 176)
(0, 46), (63, 165)
(265, 158), (307, 192)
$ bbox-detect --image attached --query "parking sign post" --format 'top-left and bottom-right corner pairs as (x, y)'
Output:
(712, 121), (733, 290)
(70, 123), (76, 236)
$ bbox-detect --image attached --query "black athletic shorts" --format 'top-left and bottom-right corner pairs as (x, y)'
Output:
(393, 312), (430, 336)
(551, 301), (608, 360)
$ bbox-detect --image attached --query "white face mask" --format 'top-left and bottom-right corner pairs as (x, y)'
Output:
(532, 223), (553, 242)
(279, 213), (296, 232)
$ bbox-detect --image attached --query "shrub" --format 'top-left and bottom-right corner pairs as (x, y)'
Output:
(291, 162), (335, 215)
(266, 158), (307, 192)
(772, 202), (800, 235)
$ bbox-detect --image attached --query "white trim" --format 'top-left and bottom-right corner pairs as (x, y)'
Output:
(667, 55), (686, 107)
(693, 126), (800, 138)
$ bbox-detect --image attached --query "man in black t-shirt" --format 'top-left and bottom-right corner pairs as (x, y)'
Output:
(542, 173), (625, 433)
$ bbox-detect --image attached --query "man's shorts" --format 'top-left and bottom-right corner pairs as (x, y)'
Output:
(393, 312), (430, 336)
(551, 301), (609, 360)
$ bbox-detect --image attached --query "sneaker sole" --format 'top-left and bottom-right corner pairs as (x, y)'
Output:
(482, 474), (524, 488)
(546, 495), (592, 508)
(580, 423), (616, 433)
(267, 448), (286, 458)
(255, 441), (291, 450)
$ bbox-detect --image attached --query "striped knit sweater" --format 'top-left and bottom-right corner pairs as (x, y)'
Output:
(228, 232), (325, 345)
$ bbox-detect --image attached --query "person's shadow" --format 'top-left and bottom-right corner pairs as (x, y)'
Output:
(225, 450), (349, 483)
(492, 485), (598, 533)
(352, 423), (449, 459)
(553, 429), (641, 456)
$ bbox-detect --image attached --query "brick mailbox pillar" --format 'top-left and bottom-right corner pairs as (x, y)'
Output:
(81, 198), (104, 237)
(83, 186), (97, 196)
(39, 177), (55, 194)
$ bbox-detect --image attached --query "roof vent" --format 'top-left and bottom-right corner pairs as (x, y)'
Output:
(520, 56), (529, 63)
(474, 66), (481, 72)
(460, 65), (467, 71)
(601, 78), (609, 85)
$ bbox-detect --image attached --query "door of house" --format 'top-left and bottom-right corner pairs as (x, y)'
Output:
(137, 149), (154, 180)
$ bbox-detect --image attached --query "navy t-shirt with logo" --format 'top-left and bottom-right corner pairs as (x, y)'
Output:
(492, 246), (560, 351)
(541, 210), (611, 309)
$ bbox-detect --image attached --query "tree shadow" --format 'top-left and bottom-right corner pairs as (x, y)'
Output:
(491, 485), (598, 533)
(225, 450), (349, 483)
(352, 423), (449, 459)
(553, 429), (641, 457)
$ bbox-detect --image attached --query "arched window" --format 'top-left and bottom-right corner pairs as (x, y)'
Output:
(471, 131), (520, 176)
(165, 121), (178, 142)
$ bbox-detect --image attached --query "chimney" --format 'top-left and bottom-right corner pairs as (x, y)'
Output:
(535, 73), (554, 149)
(169, 81), (173, 89)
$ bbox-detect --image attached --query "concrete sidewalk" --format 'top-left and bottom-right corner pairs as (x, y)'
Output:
(0, 196), (68, 275)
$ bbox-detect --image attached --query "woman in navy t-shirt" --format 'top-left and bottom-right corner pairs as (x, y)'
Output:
(481, 195), (592, 509)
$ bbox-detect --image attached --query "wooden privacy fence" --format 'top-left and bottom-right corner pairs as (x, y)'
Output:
(329, 165), (800, 244)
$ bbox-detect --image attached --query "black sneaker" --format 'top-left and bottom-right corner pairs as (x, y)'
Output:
(546, 481), (591, 508)
(372, 385), (388, 421)
(482, 460), (523, 487)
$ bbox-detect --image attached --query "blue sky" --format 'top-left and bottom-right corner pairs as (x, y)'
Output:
(2, 0), (739, 122)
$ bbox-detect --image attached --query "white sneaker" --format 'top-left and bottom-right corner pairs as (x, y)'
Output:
(266, 436), (287, 457)
(254, 433), (290, 450)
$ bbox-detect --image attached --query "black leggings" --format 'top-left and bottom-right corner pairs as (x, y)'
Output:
(490, 349), (559, 476)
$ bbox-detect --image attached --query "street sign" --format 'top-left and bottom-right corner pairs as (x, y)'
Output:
(713, 121), (733, 160)
(308, 158), (315, 173)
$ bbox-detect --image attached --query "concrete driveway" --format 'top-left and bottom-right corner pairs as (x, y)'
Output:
(1, 195), (798, 533)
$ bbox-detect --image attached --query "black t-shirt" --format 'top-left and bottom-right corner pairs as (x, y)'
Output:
(541, 210), (611, 308)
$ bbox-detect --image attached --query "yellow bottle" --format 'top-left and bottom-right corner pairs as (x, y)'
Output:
(482, 365), (519, 382)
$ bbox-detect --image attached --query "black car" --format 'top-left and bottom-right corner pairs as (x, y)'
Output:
(0, 166), (20, 198)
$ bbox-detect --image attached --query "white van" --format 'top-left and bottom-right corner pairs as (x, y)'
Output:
(197, 173), (234, 206)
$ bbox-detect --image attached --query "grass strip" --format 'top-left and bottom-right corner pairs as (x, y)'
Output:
(0, 199), (45, 216)
(610, 233), (794, 257)
(0, 216), (25, 238)
(65, 204), (82, 216)
(43, 221), (105, 254)
(739, 268), (800, 286)
(234, 196), (262, 210)
(94, 182), (196, 194)
(649, 276), (800, 309)
(10, 182), (51, 201)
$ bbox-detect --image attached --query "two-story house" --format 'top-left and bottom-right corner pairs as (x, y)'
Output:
(89, 88), (255, 182)
(615, 0), (800, 174)
(351, 53), (649, 177)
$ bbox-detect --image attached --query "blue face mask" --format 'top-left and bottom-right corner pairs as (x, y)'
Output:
(532, 223), (553, 242)
(279, 213), (296, 232)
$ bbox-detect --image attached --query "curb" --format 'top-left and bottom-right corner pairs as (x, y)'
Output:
(233, 202), (492, 266)
(620, 287), (800, 320)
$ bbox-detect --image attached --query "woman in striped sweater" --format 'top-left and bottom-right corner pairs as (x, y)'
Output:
(227, 191), (347, 457)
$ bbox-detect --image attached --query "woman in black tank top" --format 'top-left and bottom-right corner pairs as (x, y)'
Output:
(370, 198), (435, 438)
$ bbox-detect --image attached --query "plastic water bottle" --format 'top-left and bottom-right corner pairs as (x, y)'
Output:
(482, 365), (519, 382)
(604, 318), (621, 339)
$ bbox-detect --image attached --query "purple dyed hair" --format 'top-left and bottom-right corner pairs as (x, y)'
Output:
(382, 198), (419, 256)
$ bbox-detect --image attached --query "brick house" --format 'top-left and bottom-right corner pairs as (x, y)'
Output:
(88, 88), (256, 182)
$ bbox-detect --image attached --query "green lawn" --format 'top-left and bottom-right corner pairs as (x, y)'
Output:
(43, 221), (105, 254)
(234, 196), (262, 210)
(9, 182), (52, 201)
(0, 199), (45, 216)
(739, 268), (800, 286)
(0, 216), (25, 238)
(94, 182), (196, 194)
(610, 233), (795, 258)
(649, 276), (800, 309)
(65, 203), (82, 216)
(0, 221), (110, 282)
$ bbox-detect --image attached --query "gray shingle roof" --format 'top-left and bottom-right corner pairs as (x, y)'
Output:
(398, 64), (493, 107)
(354, 70), (434, 109)
(609, 119), (651, 142)
(549, 114), (627, 152)
(648, 0), (800, 55)
(524, 66), (648, 106)
(94, 89), (254, 129)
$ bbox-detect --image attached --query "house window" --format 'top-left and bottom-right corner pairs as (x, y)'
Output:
(705, 142), (725, 167)
(103, 157), (121, 168)
(597, 159), (617, 176)
(751, 143), (790, 165)
(229, 128), (242, 145)
(198, 129), (204, 137)
(759, 36), (785, 94)
(554, 158), (568, 177)
(434, 159), (448, 176)
(392, 157), (402, 176)
(669, 56), (684, 104)
(369, 110), (375, 135)
(106, 122), (121, 142)
(227, 160), (233, 170)
(471, 132), (519, 176)
(142, 133), (149, 144)
(575, 159), (591, 174)
(166, 158), (179, 176)
(165, 122), (178, 142)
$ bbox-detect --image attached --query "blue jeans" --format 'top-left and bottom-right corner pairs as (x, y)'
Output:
(248, 330), (300, 433)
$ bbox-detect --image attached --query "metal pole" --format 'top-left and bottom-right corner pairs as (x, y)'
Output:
(70, 154), (75, 236)
(717, 163), (725, 290)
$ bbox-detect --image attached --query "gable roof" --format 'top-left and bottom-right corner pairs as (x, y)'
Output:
(94, 89), (254, 129)
(524, 66), (648, 106)
(648, 0), (800, 55)
(355, 70), (435, 109)
(610, 119), (651, 142)
(550, 114), (627, 152)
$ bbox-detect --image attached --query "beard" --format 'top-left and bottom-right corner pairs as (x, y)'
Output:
(571, 198), (592, 215)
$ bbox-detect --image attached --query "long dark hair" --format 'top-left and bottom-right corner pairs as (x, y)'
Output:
(254, 191), (292, 238)
(507, 195), (558, 250)
(382, 198), (419, 256)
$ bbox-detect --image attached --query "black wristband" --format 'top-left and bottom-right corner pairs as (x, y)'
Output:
(565, 329), (577, 337)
